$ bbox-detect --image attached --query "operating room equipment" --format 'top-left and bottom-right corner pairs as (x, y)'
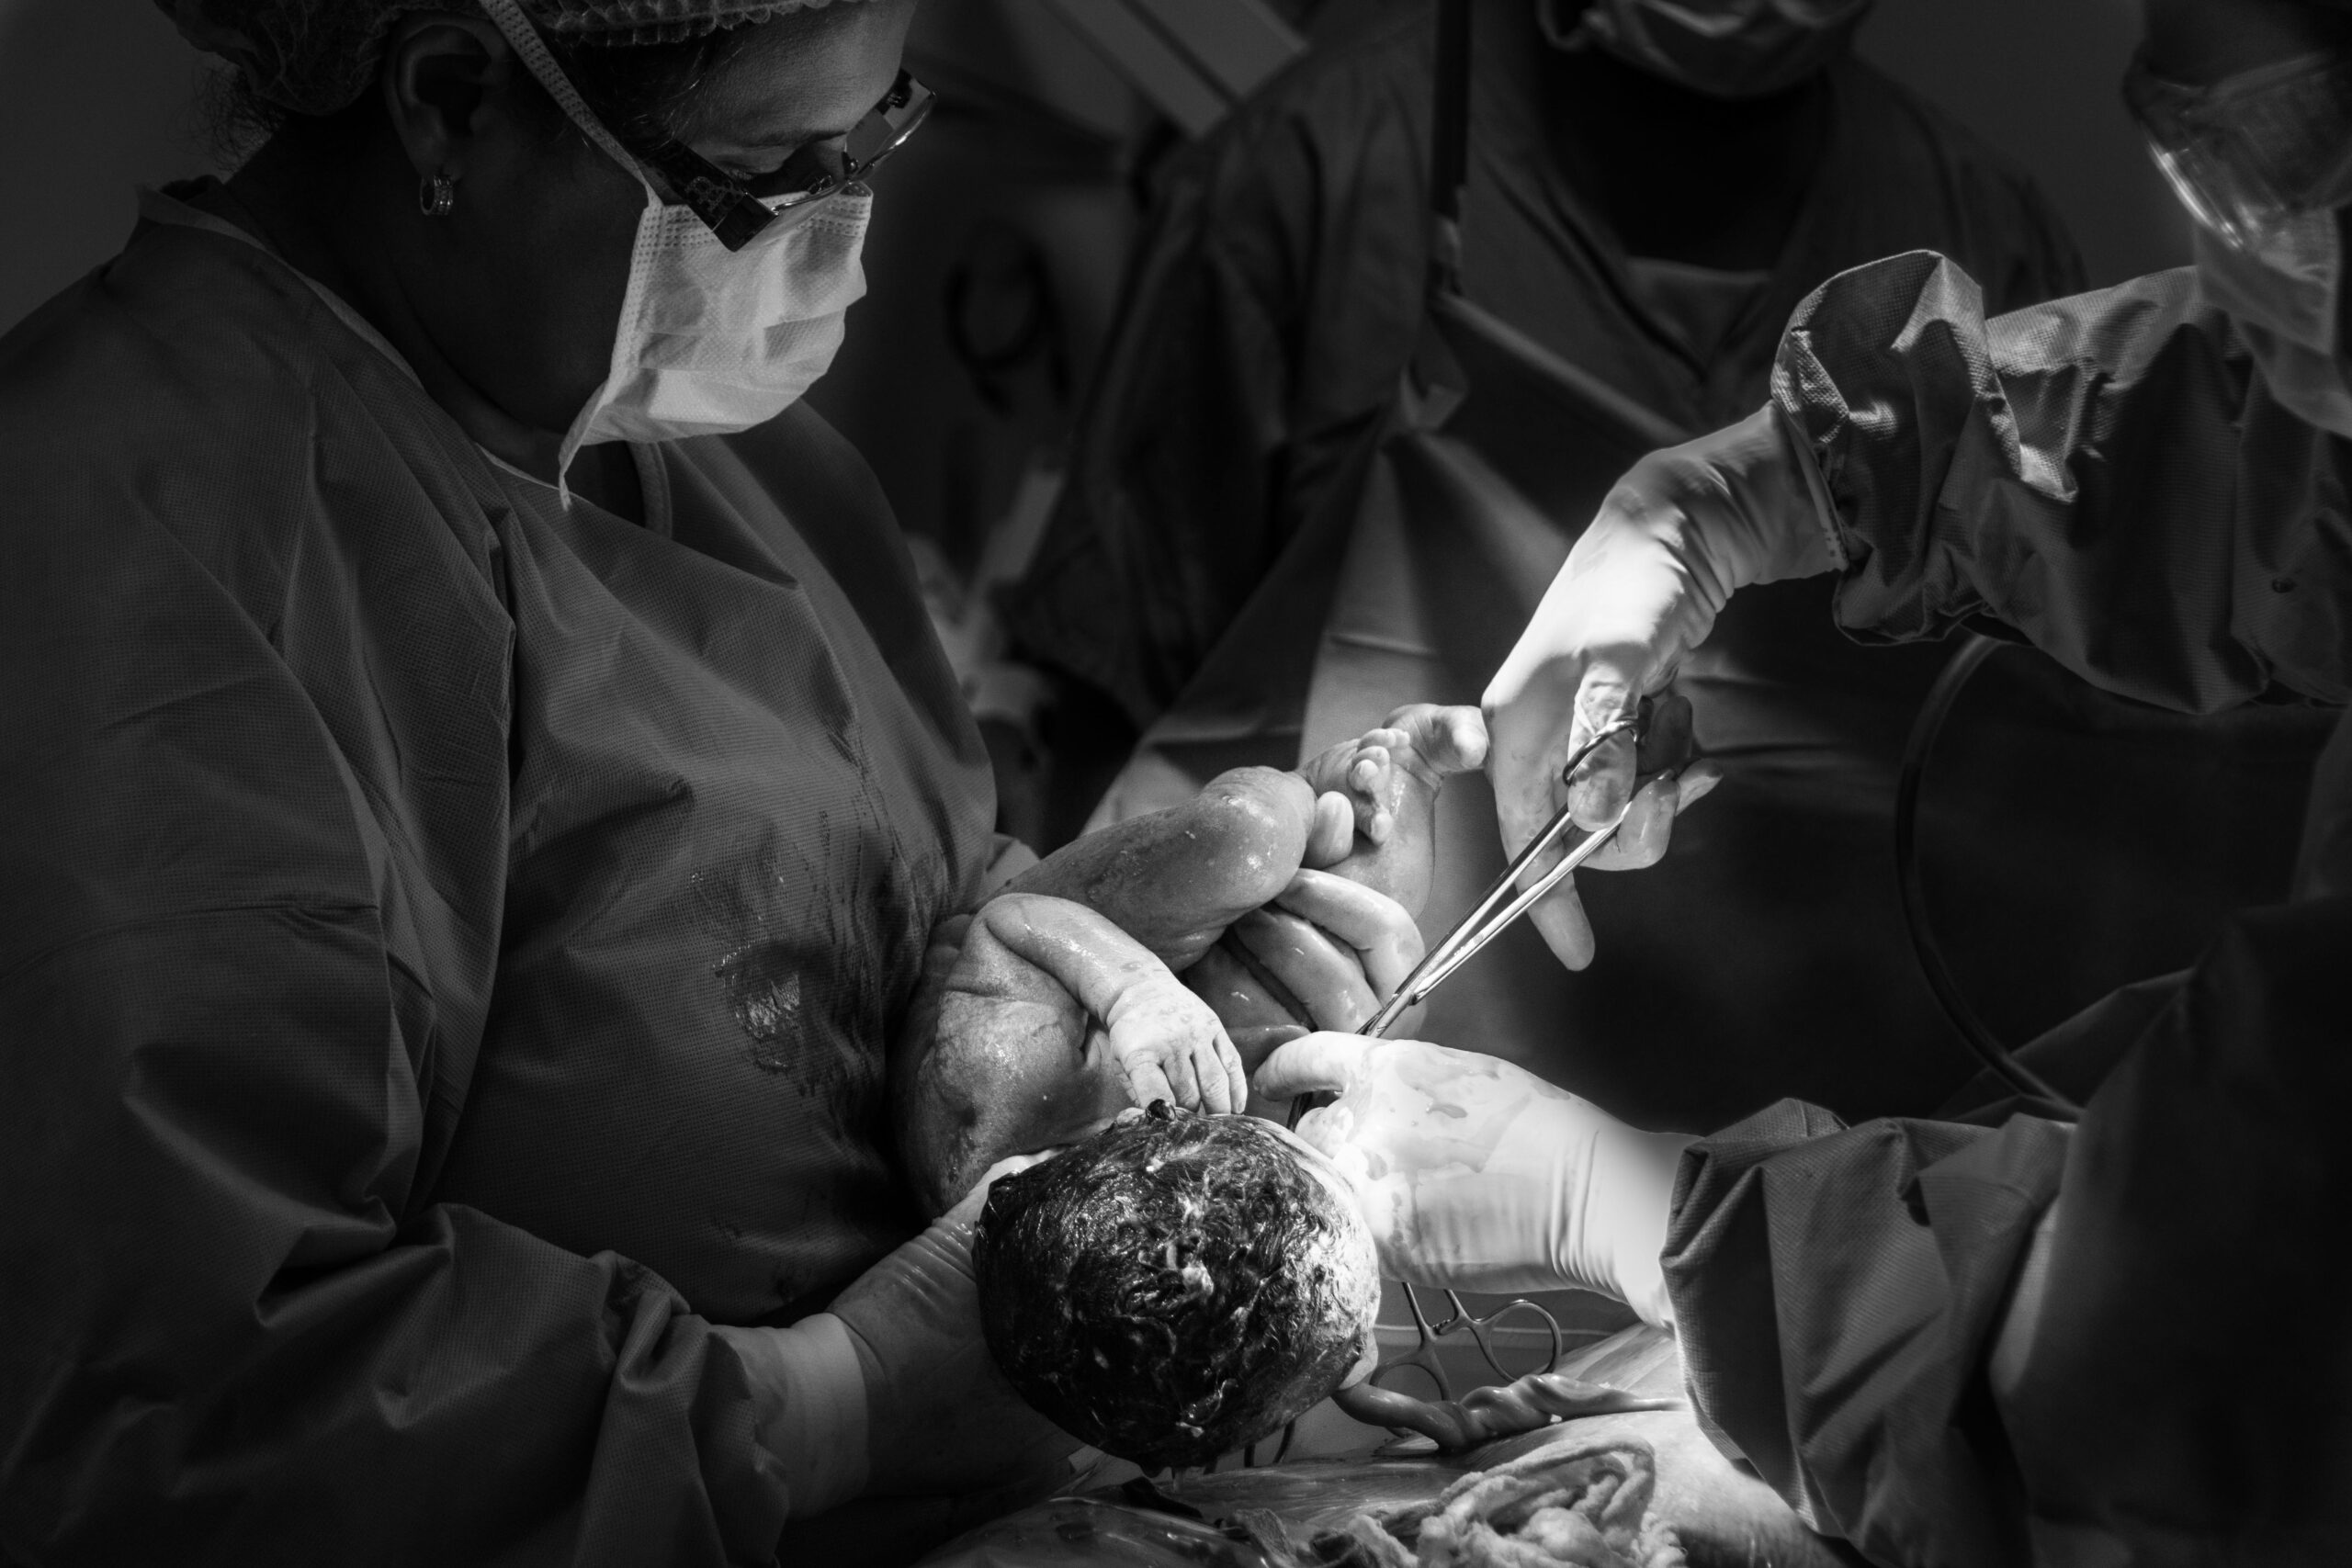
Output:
(1895, 635), (2082, 1118)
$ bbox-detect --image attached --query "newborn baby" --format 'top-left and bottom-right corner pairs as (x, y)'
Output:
(898, 705), (1486, 1216)
(971, 1104), (1382, 1469)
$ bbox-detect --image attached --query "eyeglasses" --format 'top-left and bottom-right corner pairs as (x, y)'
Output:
(2125, 48), (2352, 250)
(628, 72), (935, 251)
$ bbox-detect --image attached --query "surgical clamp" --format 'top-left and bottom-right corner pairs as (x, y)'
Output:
(1358, 715), (1671, 1040)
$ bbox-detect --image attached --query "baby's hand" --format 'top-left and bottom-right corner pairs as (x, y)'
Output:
(981, 893), (1247, 1114)
(1092, 960), (1249, 1113)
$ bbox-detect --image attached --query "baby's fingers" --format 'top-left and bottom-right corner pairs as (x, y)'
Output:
(1158, 1043), (1204, 1110)
(1124, 1057), (1178, 1112)
(1183, 1017), (1244, 1113)
(1216, 1032), (1248, 1113)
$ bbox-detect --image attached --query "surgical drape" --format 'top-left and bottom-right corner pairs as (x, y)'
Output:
(0, 185), (996, 1563)
(1664, 252), (2352, 1565)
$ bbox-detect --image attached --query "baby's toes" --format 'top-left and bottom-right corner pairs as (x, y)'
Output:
(1344, 745), (1396, 843)
(1384, 703), (1487, 778)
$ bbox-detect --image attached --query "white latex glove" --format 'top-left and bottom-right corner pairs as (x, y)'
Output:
(1483, 403), (1838, 968)
(1254, 1034), (1695, 1326)
(718, 1156), (1080, 1511)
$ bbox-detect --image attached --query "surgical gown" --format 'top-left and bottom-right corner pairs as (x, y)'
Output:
(1011, 0), (2083, 729)
(0, 184), (999, 1563)
(1664, 253), (2352, 1566)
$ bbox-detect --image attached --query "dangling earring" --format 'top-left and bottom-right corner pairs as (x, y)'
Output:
(419, 173), (457, 218)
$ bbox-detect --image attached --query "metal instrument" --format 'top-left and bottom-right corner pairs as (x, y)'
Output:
(1247, 711), (1679, 1468)
(1359, 715), (1669, 1041)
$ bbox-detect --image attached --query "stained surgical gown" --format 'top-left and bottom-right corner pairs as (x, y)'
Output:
(1664, 253), (2352, 1565)
(0, 185), (1000, 1563)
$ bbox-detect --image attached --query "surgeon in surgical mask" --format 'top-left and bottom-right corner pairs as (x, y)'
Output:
(1263, 0), (2352, 1562)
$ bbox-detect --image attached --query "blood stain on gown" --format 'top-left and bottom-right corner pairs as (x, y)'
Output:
(691, 792), (942, 1122)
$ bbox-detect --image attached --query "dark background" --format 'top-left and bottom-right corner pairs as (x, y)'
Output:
(4, 0), (2188, 545)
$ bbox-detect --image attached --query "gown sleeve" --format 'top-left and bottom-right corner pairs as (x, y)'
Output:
(1771, 249), (2350, 713)
(0, 414), (794, 1567)
(1662, 894), (2352, 1567)
(1662, 250), (2352, 1564)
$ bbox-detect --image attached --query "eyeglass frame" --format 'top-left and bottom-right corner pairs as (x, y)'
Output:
(624, 71), (935, 251)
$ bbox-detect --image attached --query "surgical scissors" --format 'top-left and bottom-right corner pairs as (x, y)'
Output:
(1358, 715), (1669, 1040)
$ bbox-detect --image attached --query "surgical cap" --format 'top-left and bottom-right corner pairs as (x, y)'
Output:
(153, 0), (871, 118)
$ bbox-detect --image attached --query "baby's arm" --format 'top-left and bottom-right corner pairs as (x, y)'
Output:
(976, 894), (1245, 1113)
(899, 894), (1243, 1215)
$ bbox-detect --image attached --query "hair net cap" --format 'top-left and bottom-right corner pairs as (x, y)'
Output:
(153, 0), (869, 118)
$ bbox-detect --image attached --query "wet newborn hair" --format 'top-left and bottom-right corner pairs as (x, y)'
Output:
(972, 1104), (1378, 1471)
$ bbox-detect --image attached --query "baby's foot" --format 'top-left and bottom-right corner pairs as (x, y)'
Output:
(1297, 705), (1487, 917)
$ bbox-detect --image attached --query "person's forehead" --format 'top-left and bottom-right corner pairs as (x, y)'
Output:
(687, 2), (910, 148)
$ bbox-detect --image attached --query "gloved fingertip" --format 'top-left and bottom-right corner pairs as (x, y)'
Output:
(1532, 886), (1596, 970)
(1304, 791), (1353, 868)
(1448, 708), (1491, 771)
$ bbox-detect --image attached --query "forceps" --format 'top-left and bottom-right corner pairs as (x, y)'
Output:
(1358, 715), (1670, 1040)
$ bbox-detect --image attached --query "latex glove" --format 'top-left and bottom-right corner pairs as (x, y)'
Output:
(1483, 403), (1838, 968)
(1254, 1034), (1695, 1325)
(721, 1156), (1080, 1509)
(1188, 869), (1430, 1077)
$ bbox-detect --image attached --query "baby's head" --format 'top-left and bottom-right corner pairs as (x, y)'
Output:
(972, 1104), (1382, 1470)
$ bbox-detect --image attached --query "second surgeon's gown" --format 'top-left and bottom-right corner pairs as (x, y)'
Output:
(0, 186), (997, 1562)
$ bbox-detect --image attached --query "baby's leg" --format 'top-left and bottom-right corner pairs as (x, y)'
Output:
(1296, 704), (1487, 918)
(1008, 767), (1317, 971)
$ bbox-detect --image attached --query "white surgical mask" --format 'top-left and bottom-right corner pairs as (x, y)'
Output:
(1539, 0), (1871, 100)
(2192, 208), (2352, 440)
(477, 0), (871, 486)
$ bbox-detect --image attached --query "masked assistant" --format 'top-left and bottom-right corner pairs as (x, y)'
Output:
(2129, 46), (2352, 439)
(1538, 0), (1871, 99)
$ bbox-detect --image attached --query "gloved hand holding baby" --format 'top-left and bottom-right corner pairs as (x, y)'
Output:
(894, 703), (1487, 1217)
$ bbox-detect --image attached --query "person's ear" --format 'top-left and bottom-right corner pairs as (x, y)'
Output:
(379, 13), (515, 186)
